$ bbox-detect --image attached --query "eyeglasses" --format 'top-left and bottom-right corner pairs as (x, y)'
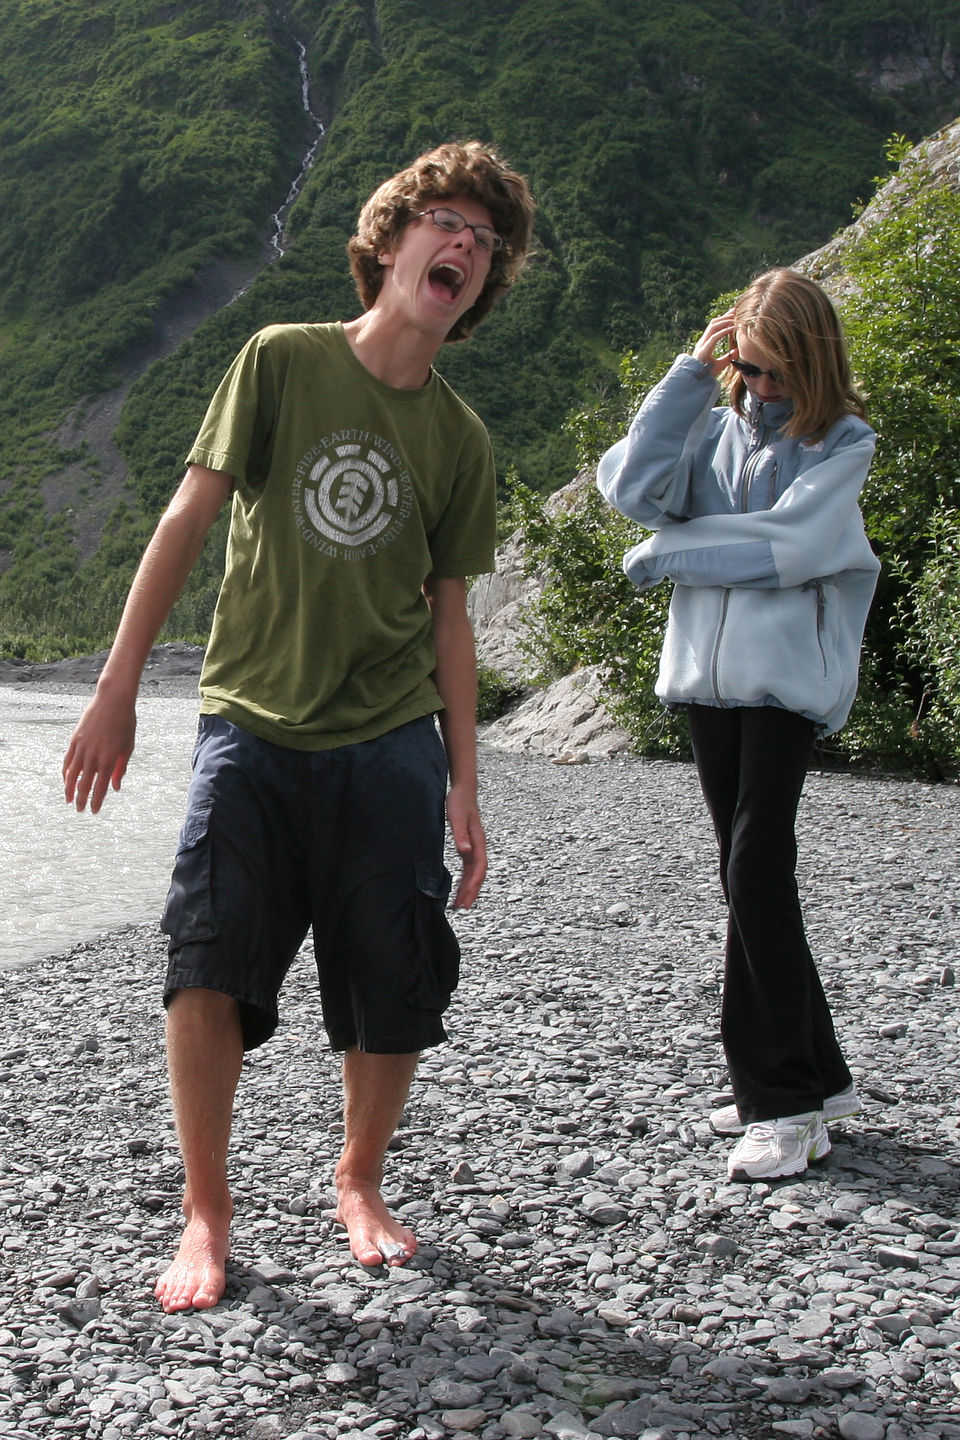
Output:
(730, 358), (782, 384)
(415, 207), (505, 253)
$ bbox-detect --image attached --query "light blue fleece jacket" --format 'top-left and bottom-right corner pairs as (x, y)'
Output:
(597, 354), (880, 734)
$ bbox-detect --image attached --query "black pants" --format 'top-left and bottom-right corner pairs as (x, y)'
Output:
(687, 703), (852, 1124)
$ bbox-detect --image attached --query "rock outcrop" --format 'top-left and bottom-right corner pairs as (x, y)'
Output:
(480, 663), (631, 761)
(797, 116), (960, 295)
(469, 472), (632, 761)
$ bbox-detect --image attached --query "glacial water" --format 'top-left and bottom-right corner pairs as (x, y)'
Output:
(0, 690), (200, 970)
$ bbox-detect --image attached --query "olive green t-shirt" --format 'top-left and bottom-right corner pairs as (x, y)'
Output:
(187, 322), (497, 750)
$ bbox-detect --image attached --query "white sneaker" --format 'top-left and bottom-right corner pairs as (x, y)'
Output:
(710, 1084), (861, 1137)
(727, 1112), (831, 1182)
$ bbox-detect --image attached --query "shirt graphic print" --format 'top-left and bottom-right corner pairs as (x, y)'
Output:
(293, 429), (415, 561)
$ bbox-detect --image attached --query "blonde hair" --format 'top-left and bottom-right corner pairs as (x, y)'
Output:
(348, 140), (535, 342)
(728, 268), (867, 441)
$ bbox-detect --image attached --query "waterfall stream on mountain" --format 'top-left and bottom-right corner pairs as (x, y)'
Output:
(270, 17), (326, 257)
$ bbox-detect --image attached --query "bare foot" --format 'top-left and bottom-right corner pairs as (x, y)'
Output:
(154, 1211), (231, 1313)
(336, 1177), (417, 1267)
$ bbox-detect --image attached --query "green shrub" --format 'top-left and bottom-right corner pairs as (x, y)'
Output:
(476, 666), (526, 724)
(837, 141), (960, 771)
(907, 505), (960, 769)
(507, 479), (688, 758)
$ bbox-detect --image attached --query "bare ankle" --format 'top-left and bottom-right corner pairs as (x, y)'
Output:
(335, 1162), (383, 1195)
(182, 1180), (232, 1216)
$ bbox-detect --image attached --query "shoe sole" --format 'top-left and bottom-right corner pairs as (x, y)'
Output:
(728, 1134), (832, 1184)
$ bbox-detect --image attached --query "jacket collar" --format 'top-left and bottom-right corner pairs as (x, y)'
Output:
(746, 391), (793, 431)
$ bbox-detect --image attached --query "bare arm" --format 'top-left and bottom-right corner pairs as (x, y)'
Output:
(423, 574), (487, 909)
(63, 465), (233, 814)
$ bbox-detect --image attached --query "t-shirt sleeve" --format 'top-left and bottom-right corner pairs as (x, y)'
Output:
(427, 421), (498, 578)
(185, 330), (283, 487)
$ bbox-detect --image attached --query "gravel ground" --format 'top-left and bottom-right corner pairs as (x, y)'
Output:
(1, 730), (959, 1440)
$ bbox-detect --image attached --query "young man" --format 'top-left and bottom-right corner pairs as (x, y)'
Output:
(63, 141), (535, 1313)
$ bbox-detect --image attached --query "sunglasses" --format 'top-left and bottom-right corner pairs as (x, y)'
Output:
(730, 358), (782, 384)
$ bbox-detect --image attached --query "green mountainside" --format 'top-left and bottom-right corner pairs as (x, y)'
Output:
(0, 0), (957, 654)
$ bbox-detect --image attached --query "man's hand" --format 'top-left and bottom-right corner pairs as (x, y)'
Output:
(423, 574), (487, 909)
(63, 692), (137, 815)
(446, 783), (487, 909)
(60, 464), (232, 817)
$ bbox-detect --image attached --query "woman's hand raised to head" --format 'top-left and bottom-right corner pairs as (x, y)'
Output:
(692, 309), (737, 377)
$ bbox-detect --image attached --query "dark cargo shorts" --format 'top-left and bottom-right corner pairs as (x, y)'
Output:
(160, 713), (460, 1053)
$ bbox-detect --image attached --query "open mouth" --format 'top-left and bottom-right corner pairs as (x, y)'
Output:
(428, 262), (466, 301)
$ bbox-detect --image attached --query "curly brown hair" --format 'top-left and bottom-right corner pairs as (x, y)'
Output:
(348, 140), (535, 342)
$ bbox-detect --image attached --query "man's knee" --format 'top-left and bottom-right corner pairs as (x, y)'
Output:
(166, 986), (243, 1029)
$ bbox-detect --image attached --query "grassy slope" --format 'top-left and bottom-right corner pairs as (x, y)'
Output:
(0, 0), (956, 656)
(0, 0), (305, 632)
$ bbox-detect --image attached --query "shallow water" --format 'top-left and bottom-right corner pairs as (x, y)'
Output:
(0, 689), (199, 970)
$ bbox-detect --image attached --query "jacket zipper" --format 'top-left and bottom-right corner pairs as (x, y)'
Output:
(814, 582), (828, 676)
(710, 589), (731, 702)
(739, 447), (763, 511)
(710, 421), (770, 702)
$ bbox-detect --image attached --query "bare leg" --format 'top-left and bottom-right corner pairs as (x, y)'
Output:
(335, 1049), (420, 1267)
(154, 988), (244, 1313)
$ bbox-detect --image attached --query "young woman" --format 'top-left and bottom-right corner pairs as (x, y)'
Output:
(597, 269), (880, 1182)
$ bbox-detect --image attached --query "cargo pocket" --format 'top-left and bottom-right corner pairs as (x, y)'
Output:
(411, 863), (460, 1013)
(160, 802), (218, 945)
